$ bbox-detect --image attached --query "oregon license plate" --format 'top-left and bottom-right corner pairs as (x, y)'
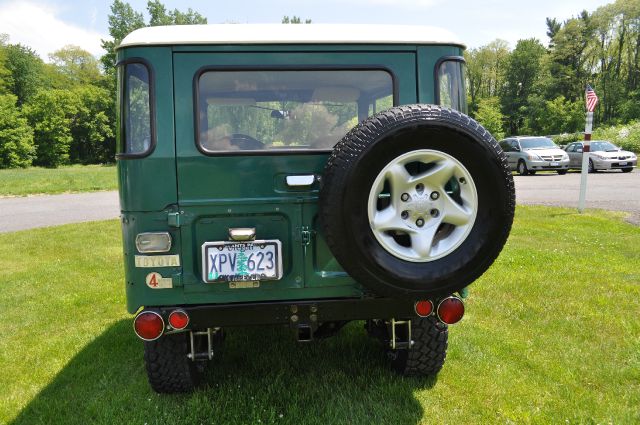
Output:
(201, 240), (282, 283)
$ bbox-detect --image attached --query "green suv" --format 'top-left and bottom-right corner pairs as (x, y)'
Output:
(116, 24), (515, 393)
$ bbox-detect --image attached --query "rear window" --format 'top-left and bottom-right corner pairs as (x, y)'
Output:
(118, 62), (153, 156)
(196, 69), (394, 152)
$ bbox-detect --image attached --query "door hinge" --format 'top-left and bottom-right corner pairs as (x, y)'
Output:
(167, 211), (182, 228)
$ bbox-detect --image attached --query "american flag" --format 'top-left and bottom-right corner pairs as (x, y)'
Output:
(585, 84), (598, 112)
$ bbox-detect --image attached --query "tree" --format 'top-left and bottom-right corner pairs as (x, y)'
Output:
(464, 39), (510, 114)
(147, 0), (207, 26)
(524, 95), (584, 135)
(100, 0), (145, 77)
(0, 94), (35, 168)
(282, 16), (312, 24)
(3, 43), (45, 105)
(69, 85), (115, 163)
(23, 90), (77, 167)
(48, 45), (102, 89)
(474, 97), (505, 140)
(501, 38), (546, 134)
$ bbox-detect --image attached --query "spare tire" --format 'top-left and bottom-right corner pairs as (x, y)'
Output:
(319, 104), (514, 299)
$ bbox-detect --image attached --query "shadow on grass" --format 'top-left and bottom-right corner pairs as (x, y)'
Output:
(12, 320), (431, 425)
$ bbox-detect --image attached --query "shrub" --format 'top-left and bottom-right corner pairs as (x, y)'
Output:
(0, 94), (35, 168)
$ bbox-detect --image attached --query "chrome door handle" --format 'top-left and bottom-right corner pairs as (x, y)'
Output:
(286, 175), (315, 187)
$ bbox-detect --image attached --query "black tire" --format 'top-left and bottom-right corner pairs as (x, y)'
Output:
(557, 169), (567, 175)
(144, 333), (203, 393)
(528, 170), (537, 175)
(388, 316), (448, 377)
(319, 104), (515, 299)
(588, 159), (597, 173)
(622, 167), (633, 173)
(517, 160), (529, 176)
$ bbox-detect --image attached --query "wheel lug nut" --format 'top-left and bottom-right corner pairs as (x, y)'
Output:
(401, 210), (409, 219)
(459, 177), (466, 184)
(401, 193), (410, 202)
(430, 191), (440, 200)
(415, 183), (424, 192)
(416, 218), (425, 227)
(430, 209), (440, 218)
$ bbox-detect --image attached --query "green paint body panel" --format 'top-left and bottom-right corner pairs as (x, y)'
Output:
(116, 43), (464, 314)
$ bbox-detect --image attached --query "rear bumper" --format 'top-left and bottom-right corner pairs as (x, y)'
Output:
(151, 297), (419, 329)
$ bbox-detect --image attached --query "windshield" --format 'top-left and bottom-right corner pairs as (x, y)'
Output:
(197, 70), (393, 152)
(590, 141), (618, 152)
(520, 137), (557, 150)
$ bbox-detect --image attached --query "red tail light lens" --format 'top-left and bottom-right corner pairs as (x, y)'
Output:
(437, 296), (465, 324)
(134, 311), (164, 341)
(168, 310), (189, 330)
(414, 300), (433, 317)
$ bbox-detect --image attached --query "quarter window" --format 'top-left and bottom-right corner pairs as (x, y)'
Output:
(118, 62), (152, 155)
(437, 59), (467, 114)
(196, 70), (394, 152)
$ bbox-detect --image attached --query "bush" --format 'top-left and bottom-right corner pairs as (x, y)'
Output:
(0, 94), (35, 168)
(593, 121), (640, 153)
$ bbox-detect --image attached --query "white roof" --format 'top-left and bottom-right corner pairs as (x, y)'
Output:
(118, 24), (464, 49)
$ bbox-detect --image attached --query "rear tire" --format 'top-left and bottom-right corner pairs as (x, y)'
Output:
(388, 316), (448, 377)
(144, 333), (203, 393)
(588, 159), (597, 173)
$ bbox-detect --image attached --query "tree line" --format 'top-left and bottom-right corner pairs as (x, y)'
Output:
(1, 0), (637, 169)
(467, 0), (640, 143)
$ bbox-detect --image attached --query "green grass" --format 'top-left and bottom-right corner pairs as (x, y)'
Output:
(1, 206), (639, 424)
(0, 164), (117, 196)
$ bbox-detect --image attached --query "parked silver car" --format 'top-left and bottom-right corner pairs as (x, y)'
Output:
(564, 141), (637, 173)
(499, 136), (570, 175)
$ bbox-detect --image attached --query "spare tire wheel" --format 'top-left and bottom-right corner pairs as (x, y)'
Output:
(319, 105), (515, 299)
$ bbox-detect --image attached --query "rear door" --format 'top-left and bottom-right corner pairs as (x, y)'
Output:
(173, 50), (417, 303)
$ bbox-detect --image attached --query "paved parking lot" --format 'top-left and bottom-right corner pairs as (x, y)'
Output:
(514, 168), (639, 224)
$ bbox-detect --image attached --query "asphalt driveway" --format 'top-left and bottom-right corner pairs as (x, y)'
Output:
(0, 168), (638, 233)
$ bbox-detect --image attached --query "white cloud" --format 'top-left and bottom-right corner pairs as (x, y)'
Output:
(0, 1), (107, 60)
(329, 0), (439, 8)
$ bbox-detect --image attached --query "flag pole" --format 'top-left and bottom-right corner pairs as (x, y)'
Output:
(577, 112), (592, 213)
(578, 84), (598, 213)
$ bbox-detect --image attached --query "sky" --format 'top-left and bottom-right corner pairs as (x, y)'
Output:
(0, 0), (614, 61)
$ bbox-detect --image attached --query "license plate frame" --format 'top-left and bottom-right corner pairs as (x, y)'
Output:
(201, 240), (283, 283)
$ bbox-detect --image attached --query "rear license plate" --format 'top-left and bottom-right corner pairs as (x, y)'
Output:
(550, 161), (560, 166)
(202, 240), (282, 283)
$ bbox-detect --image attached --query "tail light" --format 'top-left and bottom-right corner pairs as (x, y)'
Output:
(168, 310), (189, 330)
(133, 311), (164, 341)
(414, 300), (434, 317)
(437, 296), (465, 324)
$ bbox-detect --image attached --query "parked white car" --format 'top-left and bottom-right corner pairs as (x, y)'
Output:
(499, 136), (570, 175)
(564, 141), (637, 173)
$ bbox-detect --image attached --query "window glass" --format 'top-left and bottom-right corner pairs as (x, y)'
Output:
(120, 63), (151, 154)
(197, 70), (393, 152)
(438, 60), (467, 114)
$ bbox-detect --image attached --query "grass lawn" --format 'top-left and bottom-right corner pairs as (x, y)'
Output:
(0, 164), (117, 196)
(1, 206), (639, 424)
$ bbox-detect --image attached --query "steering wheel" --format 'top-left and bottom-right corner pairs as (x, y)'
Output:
(230, 133), (263, 150)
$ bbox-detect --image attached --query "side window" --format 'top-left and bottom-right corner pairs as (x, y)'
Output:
(436, 58), (467, 114)
(510, 141), (519, 151)
(118, 61), (153, 156)
(567, 144), (575, 152)
(499, 140), (510, 151)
